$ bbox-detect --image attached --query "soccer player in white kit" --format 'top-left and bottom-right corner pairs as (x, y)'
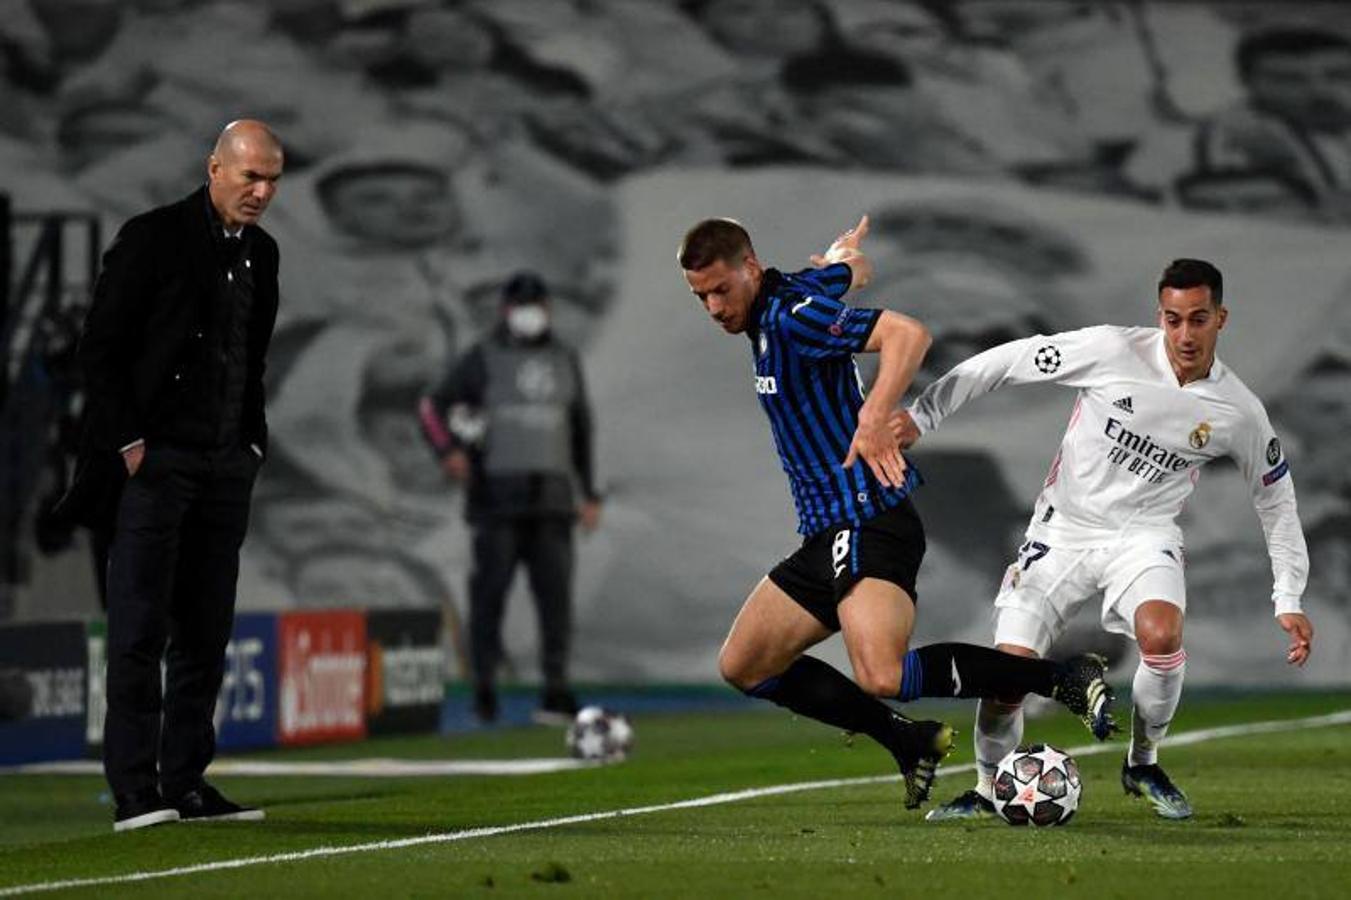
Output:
(902, 259), (1314, 820)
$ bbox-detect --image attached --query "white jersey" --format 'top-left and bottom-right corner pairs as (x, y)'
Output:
(909, 325), (1308, 615)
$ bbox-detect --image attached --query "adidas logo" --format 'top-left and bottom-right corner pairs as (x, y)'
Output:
(1112, 396), (1134, 414)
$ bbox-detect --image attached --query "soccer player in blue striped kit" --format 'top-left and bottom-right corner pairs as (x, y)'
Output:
(678, 216), (1116, 808)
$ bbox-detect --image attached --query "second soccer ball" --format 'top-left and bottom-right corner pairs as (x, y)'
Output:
(565, 706), (635, 762)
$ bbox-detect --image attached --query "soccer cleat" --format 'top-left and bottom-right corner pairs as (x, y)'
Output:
(887, 713), (956, 810)
(1051, 653), (1117, 740)
(924, 789), (996, 822)
(474, 685), (499, 723)
(113, 790), (180, 833)
(1122, 760), (1192, 819)
(170, 783), (265, 823)
(532, 687), (581, 726)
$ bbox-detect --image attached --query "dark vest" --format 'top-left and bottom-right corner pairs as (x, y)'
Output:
(467, 340), (580, 521)
(480, 342), (577, 476)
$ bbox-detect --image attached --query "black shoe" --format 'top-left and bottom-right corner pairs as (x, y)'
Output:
(924, 789), (997, 822)
(1122, 759), (1193, 819)
(170, 783), (265, 823)
(113, 789), (180, 833)
(532, 688), (580, 726)
(474, 686), (498, 723)
(1051, 653), (1117, 740)
(885, 712), (957, 810)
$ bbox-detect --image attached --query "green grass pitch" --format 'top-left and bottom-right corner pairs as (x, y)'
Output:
(2, 691), (1349, 898)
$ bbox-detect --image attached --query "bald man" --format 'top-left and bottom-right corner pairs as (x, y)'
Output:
(64, 120), (283, 831)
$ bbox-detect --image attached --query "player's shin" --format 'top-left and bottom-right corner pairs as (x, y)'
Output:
(974, 696), (1024, 796)
(897, 643), (1059, 701)
(744, 655), (897, 742)
(1129, 650), (1186, 766)
(899, 643), (1115, 739)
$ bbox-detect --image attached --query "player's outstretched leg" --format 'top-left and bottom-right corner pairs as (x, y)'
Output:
(895, 643), (1117, 740)
(742, 656), (953, 808)
(925, 696), (1022, 822)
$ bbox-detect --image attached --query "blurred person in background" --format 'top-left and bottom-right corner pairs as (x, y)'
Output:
(781, 49), (997, 174)
(1195, 28), (1351, 220)
(1173, 167), (1320, 221)
(418, 272), (601, 724)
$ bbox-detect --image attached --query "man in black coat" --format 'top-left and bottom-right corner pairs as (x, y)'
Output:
(63, 120), (283, 831)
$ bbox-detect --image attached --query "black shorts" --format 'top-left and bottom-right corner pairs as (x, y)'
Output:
(768, 498), (926, 631)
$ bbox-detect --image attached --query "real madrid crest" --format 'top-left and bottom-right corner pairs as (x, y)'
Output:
(1188, 421), (1212, 450)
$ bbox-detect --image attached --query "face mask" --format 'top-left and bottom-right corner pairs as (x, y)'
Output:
(506, 304), (549, 339)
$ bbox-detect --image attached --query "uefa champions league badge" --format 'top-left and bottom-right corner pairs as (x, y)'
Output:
(828, 306), (849, 337)
(1033, 345), (1062, 374)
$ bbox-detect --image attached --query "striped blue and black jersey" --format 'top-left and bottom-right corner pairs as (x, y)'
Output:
(749, 263), (919, 535)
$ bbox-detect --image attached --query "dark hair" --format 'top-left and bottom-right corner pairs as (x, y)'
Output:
(502, 271), (548, 305)
(315, 162), (448, 211)
(678, 218), (754, 270)
(1158, 258), (1223, 305)
(1236, 28), (1351, 83)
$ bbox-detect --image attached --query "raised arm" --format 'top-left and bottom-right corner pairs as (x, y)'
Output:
(810, 214), (873, 289)
(908, 326), (1113, 437)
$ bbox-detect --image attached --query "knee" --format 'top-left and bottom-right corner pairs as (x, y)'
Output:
(854, 659), (902, 699)
(717, 645), (759, 692)
(1135, 616), (1183, 656)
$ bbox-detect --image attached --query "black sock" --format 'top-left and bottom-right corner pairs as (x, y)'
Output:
(897, 643), (1062, 701)
(745, 655), (897, 745)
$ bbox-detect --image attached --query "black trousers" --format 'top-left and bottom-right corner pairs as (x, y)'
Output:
(468, 517), (574, 691)
(103, 443), (258, 800)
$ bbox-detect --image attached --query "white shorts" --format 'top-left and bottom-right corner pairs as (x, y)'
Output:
(991, 535), (1187, 656)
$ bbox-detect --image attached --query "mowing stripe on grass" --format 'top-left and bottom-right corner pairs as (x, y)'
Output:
(3, 709), (1348, 897)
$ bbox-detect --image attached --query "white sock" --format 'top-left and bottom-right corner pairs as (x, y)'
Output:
(1129, 650), (1186, 767)
(974, 697), (1024, 798)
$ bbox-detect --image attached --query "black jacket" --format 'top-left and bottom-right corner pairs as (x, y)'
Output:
(57, 186), (280, 529)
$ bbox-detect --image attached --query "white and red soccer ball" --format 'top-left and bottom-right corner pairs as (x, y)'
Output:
(565, 706), (634, 762)
(992, 743), (1082, 826)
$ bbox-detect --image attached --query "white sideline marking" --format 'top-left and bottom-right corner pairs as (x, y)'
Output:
(2, 709), (1348, 897)
(4, 758), (590, 778)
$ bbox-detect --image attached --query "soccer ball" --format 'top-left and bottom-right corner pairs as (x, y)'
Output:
(565, 706), (634, 762)
(992, 743), (1082, 826)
